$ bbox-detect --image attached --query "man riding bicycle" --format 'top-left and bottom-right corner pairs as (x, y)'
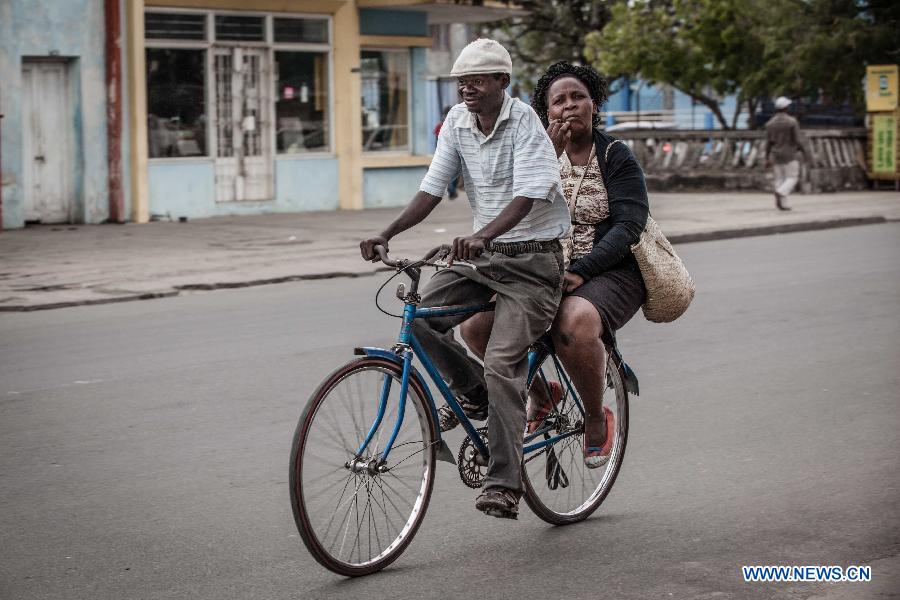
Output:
(360, 39), (570, 520)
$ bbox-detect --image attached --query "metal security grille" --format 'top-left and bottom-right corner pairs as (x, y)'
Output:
(215, 52), (234, 158)
(145, 12), (206, 40)
(241, 52), (262, 157)
(214, 47), (272, 202)
(273, 18), (328, 44)
(215, 15), (264, 41)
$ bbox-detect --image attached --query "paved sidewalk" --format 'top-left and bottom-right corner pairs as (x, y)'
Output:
(1, 190), (898, 311)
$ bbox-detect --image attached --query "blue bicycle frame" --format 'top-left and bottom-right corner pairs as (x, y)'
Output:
(354, 294), (584, 466)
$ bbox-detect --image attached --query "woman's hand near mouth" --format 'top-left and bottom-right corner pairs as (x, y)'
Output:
(547, 119), (572, 158)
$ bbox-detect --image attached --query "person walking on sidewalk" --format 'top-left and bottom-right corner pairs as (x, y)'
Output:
(765, 97), (806, 211)
(360, 38), (571, 520)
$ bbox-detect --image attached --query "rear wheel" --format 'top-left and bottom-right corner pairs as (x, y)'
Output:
(289, 357), (437, 576)
(522, 350), (629, 525)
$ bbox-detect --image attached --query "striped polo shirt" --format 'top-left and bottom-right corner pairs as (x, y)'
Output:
(419, 94), (571, 243)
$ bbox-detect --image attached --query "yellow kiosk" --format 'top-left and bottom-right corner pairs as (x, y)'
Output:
(866, 65), (899, 189)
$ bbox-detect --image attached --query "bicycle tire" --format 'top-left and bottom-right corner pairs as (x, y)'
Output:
(522, 350), (629, 525)
(289, 357), (438, 576)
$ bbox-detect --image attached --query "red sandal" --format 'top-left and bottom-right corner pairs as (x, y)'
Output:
(526, 381), (563, 433)
(584, 406), (615, 469)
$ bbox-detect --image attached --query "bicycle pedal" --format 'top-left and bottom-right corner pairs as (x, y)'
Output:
(483, 508), (518, 520)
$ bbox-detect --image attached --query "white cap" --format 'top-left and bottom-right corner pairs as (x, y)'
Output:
(774, 96), (792, 110)
(450, 38), (512, 77)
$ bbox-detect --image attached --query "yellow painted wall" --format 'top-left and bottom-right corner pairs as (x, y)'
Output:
(126, 1), (150, 223)
(333, 3), (364, 209)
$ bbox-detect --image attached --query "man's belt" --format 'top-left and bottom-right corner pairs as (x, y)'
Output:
(488, 239), (561, 257)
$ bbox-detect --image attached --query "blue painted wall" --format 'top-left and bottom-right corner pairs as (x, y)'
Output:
(0, 0), (109, 229)
(148, 157), (339, 219)
(363, 167), (427, 209)
(410, 47), (429, 156)
(605, 77), (750, 129)
(359, 9), (428, 36)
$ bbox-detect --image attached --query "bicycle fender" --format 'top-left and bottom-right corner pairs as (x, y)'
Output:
(354, 347), (456, 464)
(621, 361), (640, 396)
(610, 345), (640, 396)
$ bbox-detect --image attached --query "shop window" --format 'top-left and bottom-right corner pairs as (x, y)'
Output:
(146, 49), (207, 158)
(361, 50), (410, 152)
(275, 52), (330, 153)
(215, 15), (265, 42)
(145, 12), (206, 40)
(274, 18), (328, 44)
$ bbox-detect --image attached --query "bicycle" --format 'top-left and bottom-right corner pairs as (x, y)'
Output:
(289, 245), (639, 577)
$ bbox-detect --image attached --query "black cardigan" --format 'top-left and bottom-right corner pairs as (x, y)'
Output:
(567, 129), (650, 280)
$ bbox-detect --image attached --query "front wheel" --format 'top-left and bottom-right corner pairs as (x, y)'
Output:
(289, 357), (438, 576)
(522, 349), (629, 525)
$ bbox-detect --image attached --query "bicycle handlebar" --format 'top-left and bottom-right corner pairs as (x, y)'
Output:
(374, 244), (454, 269)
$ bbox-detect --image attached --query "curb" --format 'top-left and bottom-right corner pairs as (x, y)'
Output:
(668, 216), (887, 244)
(1, 216), (892, 312)
(0, 291), (180, 313)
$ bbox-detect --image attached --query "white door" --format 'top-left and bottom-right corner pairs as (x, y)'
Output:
(214, 47), (273, 202)
(22, 60), (73, 223)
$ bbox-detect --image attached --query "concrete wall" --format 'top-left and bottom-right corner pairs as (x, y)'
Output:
(0, 0), (110, 229)
(148, 157), (339, 219)
(363, 166), (427, 208)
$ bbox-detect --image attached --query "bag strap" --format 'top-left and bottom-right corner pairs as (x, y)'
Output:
(566, 144), (596, 222)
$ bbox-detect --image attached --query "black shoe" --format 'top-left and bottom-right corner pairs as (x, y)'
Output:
(438, 405), (460, 432)
(475, 487), (519, 519)
(775, 193), (791, 211)
(437, 394), (489, 432)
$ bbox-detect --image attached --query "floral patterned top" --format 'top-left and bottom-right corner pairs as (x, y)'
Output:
(559, 150), (609, 265)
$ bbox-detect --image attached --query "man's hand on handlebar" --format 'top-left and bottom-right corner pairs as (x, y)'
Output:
(449, 235), (488, 264)
(360, 235), (389, 262)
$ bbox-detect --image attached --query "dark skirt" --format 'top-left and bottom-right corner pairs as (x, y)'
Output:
(569, 262), (646, 346)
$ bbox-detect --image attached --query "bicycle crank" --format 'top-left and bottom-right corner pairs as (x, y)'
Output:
(457, 427), (489, 488)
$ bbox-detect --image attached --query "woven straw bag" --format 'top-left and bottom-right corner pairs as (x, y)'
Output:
(630, 216), (695, 322)
(600, 139), (694, 323)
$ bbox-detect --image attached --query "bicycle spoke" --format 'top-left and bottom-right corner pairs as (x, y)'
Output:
(304, 468), (356, 504)
(522, 350), (628, 524)
(291, 360), (436, 573)
(321, 475), (365, 549)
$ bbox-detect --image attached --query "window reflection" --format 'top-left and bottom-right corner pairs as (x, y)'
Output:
(361, 50), (409, 152)
(275, 52), (329, 153)
(146, 48), (206, 158)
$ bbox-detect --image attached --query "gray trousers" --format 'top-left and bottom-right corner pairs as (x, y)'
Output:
(774, 160), (800, 199)
(411, 247), (564, 494)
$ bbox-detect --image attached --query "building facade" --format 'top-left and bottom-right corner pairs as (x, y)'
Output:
(0, 0), (112, 228)
(0, 0), (517, 229)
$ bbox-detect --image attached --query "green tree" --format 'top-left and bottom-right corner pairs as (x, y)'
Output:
(586, 0), (768, 129)
(766, 0), (900, 107)
(485, 1), (618, 90)
(587, 0), (900, 127)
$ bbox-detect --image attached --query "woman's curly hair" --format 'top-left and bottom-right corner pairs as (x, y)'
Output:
(531, 61), (608, 129)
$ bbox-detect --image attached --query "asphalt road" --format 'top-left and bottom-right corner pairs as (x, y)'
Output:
(1, 224), (899, 600)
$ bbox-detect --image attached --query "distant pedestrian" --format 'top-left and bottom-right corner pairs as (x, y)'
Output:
(434, 106), (459, 199)
(764, 97), (806, 211)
